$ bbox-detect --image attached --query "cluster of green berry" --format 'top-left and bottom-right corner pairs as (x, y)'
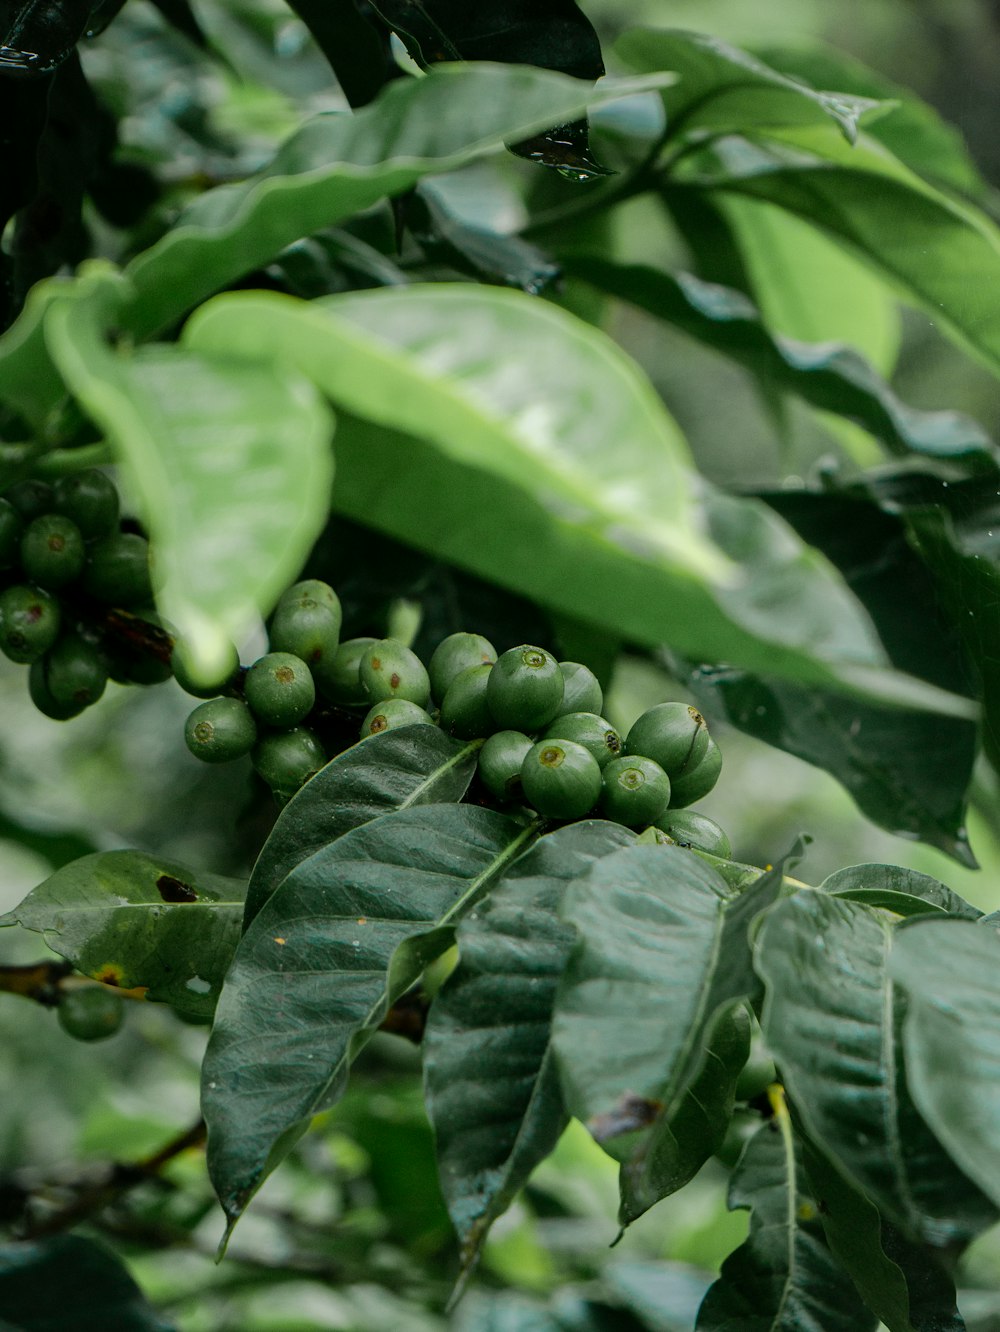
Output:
(0, 470), (154, 718)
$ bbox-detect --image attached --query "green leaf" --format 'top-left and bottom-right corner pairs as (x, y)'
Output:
(891, 918), (1000, 1213)
(202, 804), (539, 1228)
(0, 274), (68, 434)
(618, 1005), (750, 1227)
(802, 1139), (966, 1332)
(822, 864), (981, 921)
(552, 844), (783, 1142)
(0, 1235), (175, 1332)
(185, 284), (973, 716)
(283, 0), (389, 108)
(41, 264), (334, 680)
(121, 65), (669, 340)
(7, 851), (246, 1019)
(755, 892), (997, 1245)
(424, 820), (634, 1264)
(563, 256), (993, 463)
(696, 1112), (878, 1332)
(617, 28), (882, 145)
(245, 725), (480, 928)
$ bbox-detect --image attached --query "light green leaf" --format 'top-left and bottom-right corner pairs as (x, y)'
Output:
(0, 276), (69, 435)
(202, 804), (539, 1228)
(822, 863), (982, 921)
(8, 851), (247, 1018)
(891, 918), (1000, 1213)
(41, 265), (334, 679)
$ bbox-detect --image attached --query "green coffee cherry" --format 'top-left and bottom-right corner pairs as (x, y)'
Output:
(252, 727), (327, 804)
(477, 730), (532, 803)
(625, 702), (710, 778)
(41, 634), (108, 711)
(360, 698), (434, 738)
(172, 638), (240, 699)
(21, 514), (86, 590)
(667, 736), (722, 807)
(185, 697), (257, 764)
(244, 652), (316, 727)
(52, 469), (120, 540)
(600, 755), (671, 828)
(543, 711), (622, 769)
(268, 597), (341, 672)
(554, 662), (603, 717)
(654, 809), (731, 859)
(487, 645), (564, 732)
(520, 738), (602, 820)
(0, 499), (24, 568)
(360, 638), (431, 707)
(83, 532), (153, 606)
(5, 478), (54, 521)
(29, 660), (85, 720)
(316, 636), (376, 705)
(278, 578), (341, 614)
(0, 584), (61, 663)
(57, 985), (124, 1041)
(428, 632), (497, 703)
(439, 662), (494, 739)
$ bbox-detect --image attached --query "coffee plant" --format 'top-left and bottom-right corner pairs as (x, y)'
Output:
(3, 0), (1000, 1326)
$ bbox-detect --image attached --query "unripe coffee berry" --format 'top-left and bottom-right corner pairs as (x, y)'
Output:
(5, 478), (54, 521)
(477, 730), (532, 803)
(428, 632), (497, 703)
(360, 639), (430, 708)
(439, 662), (494, 739)
(0, 585), (61, 663)
(172, 638), (240, 698)
(600, 755), (671, 827)
(654, 808), (731, 858)
(554, 662), (603, 717)
(245, 652), (316, 727)
(543, 711), (622, 769)
(252, 727), (327, 804)
(268, 598), (341, 672)
(360, 698), (434, 738)
(57, 985), (124, 1041)
(83, 532), (153, 606)
(666, 736), (722, 807)
(520, 738), (602, 820)
(52, 469), (120, 540)
(278, 578), (341, 614)
(185, 697), (257, 763)
(21, 514), (86, 590)
(316, 636), (375, 704)
(625, 702), (710, 778)
(42, 634), (108, 711)
(487, 645), (564, 732)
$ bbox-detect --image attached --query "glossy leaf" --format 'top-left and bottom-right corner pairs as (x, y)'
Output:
(122, 66), (669, 340)
(42, 265), (334, 680)
(202, 804), (539, 1227)
(245, 725), (480, 928)
(822, 863), (981, 921)
(755, 892), (997, 1245)
(563, 256), (994, 463)
(891, 918), (1000, 1212)
(617, 28), (881, 145)
(552, 844), (783, 1141)
(0, 0), (95, 75)
(5, 850), (247, 1018)
(424, 820), (633, 1264)
(186, 284), (972, 715)
(696, 1113), (878, 1332)
(802, 1140), (966, 1332)
(284, 0), (390, 107)
(0, 1235), (174, 1332)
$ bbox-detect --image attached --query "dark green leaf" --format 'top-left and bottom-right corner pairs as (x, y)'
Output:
(802, 1139), (966, 1332)
(202, 804), (539, 1228)
(696, 1116), (878, 1331)
(822, 863), (981, 921)
(424, 820), (634, 1264)
(891, 918), (1000, 1213)
(245, 725), (480, 928)
(283, 0), (390, 107)
(1, 0), (94, 75)
(0, 1235), (174, 1332)
(562, 256), (996, 463)
(6, 851), (246, 1018)
(755, 892), (997, 1245)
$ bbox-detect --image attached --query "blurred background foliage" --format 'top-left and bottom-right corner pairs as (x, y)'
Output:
(5, 0), (1000, 1327)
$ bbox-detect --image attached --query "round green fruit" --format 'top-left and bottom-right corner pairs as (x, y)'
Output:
(0, 499), (24, 568)
(477, 730), (532, 803)
(52, 469), (120, 540)
(439, 662), (494, 739)
(554, 661), (603, 717)
(667, 736), (722, 807)
(42, 634), (108, 711)
(57, 985), (124, 1041)
(268, 597), (341, 672)
(5, 478), (54, 521)
(654, 809), (731, 858)
(21, 514), (86, 590)
(278, 578), (341, 614)
(487, 645), (564, 732)
(625, 702), (710, 778)
(543, 711), (622, 769)
(184, 697), (257, 763)
(252, 727), (327, 804)
(316, 636), (376, 705)
(520, 738), (602, 820)
(428, 632), (497, 703)
(360, 639), (431, 707)
(172, 638), (240, 698)
(600, 755), (671, 828)
(0, 585), (61, 663)
(360, 698), (434, 738)
(29, 659), (85, 720)
(244, 652), (316, 727)
(83, 532), (153, 606)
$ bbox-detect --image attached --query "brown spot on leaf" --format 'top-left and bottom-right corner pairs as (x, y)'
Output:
(94, 963), (125, 986)
(157, 874), (197, 904)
